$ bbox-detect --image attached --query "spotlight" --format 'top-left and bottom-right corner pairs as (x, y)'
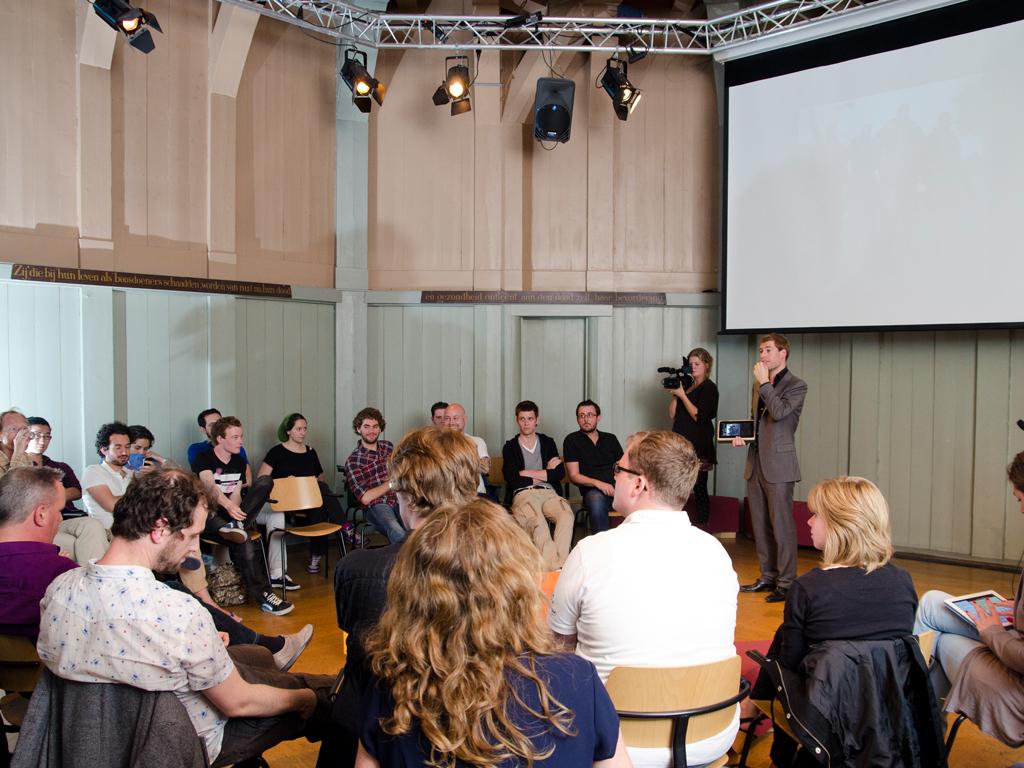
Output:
(431, 56), (472, 116)
(503, 11), (543, 28)
(341, 48), (385, 113)
(599, 56), (642, 122)
(92, 0), (162, 54)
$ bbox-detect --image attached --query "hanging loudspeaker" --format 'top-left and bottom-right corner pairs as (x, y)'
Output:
(533, 77), (575, 144)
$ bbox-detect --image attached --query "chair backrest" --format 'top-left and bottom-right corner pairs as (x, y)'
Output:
(488, 456), (504, 487)
(916, 630), (936, 666)
(0, 634), (42, 694)
(270, 476), (323, 513)
(605, 656), (741, 747)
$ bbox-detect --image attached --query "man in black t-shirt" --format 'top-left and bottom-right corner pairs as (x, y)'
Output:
(192, 416), (292, 616)
(563, 400), (623, 535)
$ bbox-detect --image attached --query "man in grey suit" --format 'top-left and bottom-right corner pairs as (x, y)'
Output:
(734, 333), (808, 603)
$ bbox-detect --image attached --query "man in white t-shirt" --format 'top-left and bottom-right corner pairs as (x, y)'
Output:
(443, 403), (489, 495)
(81, 422), (134, 529)
(549, 430), (739, 768)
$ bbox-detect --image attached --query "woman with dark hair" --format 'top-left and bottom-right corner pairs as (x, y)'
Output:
(257, 412), (342, 583)
(356, 498), (631, 768)
(669, 347), (718, 524)
(914, 451), (1024, 748)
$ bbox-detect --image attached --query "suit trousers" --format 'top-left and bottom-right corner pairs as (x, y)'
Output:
(746, 451), (797, 589)
(510, 488), (574, 570)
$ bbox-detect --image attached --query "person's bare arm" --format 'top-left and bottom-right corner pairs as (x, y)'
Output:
(594, 733), (633, 768)
(360, 482), (391, 507)
(553, 631), (578, 652)
(198, 469), (244, 521)
(202, 668), (315, 719)
(85, 484), (119, 514)
(354, 744), (380, 768)
(256, 462), (273, 478)
(479, 455), (491, 475)
(64, 487), (82, 503)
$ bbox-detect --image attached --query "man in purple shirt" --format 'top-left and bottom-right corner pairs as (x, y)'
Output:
(0, 465), (77, 640)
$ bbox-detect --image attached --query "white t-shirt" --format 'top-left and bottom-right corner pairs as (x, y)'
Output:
(38, 563), (234, 760)
(549, 508), (740, 767)
(466, 434), (489, 494)
(81, 462), (133, 529)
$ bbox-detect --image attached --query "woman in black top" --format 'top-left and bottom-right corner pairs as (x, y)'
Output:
(669, 347), (719, 524)
(257, 412), (343, 579)
(752, 476), (919, 766)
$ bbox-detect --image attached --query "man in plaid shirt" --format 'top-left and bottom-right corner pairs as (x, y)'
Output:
(342, 407), (406, 543)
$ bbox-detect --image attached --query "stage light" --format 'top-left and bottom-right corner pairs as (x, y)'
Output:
(600, 56), (642, 121)
(431, 56), (472, 117)
(92, 0), (162, 54)
(341, 48), (385, 113)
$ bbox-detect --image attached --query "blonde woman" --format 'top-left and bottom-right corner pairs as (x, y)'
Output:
(357, 499), (631, 768)
(751, 476), (919, 766)
(669, 347), (718, 524)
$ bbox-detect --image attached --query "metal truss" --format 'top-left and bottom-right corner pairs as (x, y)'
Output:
(217, 0), (895, 54)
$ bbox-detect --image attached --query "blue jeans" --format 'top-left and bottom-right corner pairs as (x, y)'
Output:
(913, 589), (982, 698)
(581, 488), (613, 533)
(366, 502), (406, 543)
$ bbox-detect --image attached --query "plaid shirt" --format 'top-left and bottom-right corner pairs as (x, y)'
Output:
(343, 439), (397, 507)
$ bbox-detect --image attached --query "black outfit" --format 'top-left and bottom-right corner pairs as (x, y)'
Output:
(191, 448), (273, 600)
(671, 379), (719, 524)
(562, 430), (623, 486)
(752, 564), (926, 766)
(320, 543), (402, 768)
(261, 444), (344, 556)
(501, 433), (565, 507)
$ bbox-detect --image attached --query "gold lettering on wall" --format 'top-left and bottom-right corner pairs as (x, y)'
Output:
(421, 290), (666, 306)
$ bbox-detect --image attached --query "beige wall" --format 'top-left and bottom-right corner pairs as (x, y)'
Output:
(0, 1), (336, 289)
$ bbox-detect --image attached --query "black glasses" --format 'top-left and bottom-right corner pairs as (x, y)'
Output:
(613, 462), (643, 477)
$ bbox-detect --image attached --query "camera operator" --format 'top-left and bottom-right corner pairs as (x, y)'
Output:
(668, 348), (719, 524)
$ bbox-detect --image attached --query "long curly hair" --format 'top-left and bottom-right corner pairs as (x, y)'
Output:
(365, 499), (575, 767)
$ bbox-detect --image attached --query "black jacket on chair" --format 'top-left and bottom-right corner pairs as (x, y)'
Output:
(752, 637), (947, 768)
(501, 434), (565, 507)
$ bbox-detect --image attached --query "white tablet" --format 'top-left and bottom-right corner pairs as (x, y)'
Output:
(944, 590), (1014, 627)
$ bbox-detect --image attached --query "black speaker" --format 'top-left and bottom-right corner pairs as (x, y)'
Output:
(533, 77), (575, 143)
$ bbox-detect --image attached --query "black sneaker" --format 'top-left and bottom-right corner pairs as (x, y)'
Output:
(269, 575), (301, 591)
(259, 591), (294, 615)
(218, 520), (247, 544)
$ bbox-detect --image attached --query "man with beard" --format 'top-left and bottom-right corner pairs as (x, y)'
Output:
(442, 402), (489, 495)
(563, 399), (623, 535)
(81, 421), (134, 529)
(341, 407), (405, 543)
(37, 467), (335, 766)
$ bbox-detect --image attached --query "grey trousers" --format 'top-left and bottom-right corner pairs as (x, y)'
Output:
(746, 451), (797, 589)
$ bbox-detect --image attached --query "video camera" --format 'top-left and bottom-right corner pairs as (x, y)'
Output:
(658, 359), (693, 390)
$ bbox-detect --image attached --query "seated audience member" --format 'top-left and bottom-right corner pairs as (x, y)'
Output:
(0, 466), (311, 670)
(327, 426), (482, 768)
(188, 408), (249, 467)
(128, 424), (166, 468)
(22, 416), (110, 565)
(502, 400), (573, 570)
(915, 452), (1024, 748)
(341, 407), (405, 544)
(37, 467), (335, 766)
(443, 403), (489, 494)
(356, 499), (630, 768)
(81, 421), (134, 529)
(752, 476), (935, 767)
(549, 430), (739, 768)
(429, 401), (448, 428)
(563, 399), (623, 534)
(0, 408), (33, 474)
(192, 416), (290, 615)
(257, 412), (343, 582)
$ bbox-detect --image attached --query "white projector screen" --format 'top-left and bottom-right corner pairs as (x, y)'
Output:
(722, 1), (1024, 333)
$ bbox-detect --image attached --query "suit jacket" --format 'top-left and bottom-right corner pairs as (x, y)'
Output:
(745, 369), (807, 484)
(501, 433), (565, 506)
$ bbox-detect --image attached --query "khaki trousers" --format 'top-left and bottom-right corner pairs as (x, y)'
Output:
(54, 517), (111, 565)
(510, 487), (574, 570)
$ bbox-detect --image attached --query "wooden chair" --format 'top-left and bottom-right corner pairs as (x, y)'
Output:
(606, 656), (749, 768)
(269, 476), (345, 599)
(0, 634), (42, 767)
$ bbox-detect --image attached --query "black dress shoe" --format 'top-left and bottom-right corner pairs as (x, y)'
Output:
(765, 588), (789, 603)
(739, 578), (776, 593)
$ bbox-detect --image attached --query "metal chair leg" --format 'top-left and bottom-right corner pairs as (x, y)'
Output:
(945, 712), (967, 756)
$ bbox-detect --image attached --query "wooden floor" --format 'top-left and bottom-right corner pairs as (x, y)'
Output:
(233, 538), (1024, 768)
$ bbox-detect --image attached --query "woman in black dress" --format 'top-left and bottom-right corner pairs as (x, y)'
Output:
(669, 347), (719, 524)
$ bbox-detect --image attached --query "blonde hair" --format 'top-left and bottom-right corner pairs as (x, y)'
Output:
(807, 476), (893, 572)
(686, 347), (714, 378)
(625, 430), (699, 509)
(365, 499), (574, 767)
(387, 427), (480, 518)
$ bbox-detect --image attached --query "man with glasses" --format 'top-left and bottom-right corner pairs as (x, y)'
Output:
(0, 409), (33, 475)
(549, 430), (740, 767)
(563, 400), (622, 535)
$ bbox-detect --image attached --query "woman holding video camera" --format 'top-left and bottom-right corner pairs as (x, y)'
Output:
(913, 452), (1024, 748)
(669, 347), (718, 524)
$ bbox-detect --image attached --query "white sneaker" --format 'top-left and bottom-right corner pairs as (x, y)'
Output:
(218, 520), (247, 544)
(273, 624), (314, 671)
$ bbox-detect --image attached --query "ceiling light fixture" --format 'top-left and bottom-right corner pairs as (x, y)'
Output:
(599, 55), (642, 121)
(341, 48), (385, 113)
(92, 0), (162, 54)
(431, 56), (472, 116)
